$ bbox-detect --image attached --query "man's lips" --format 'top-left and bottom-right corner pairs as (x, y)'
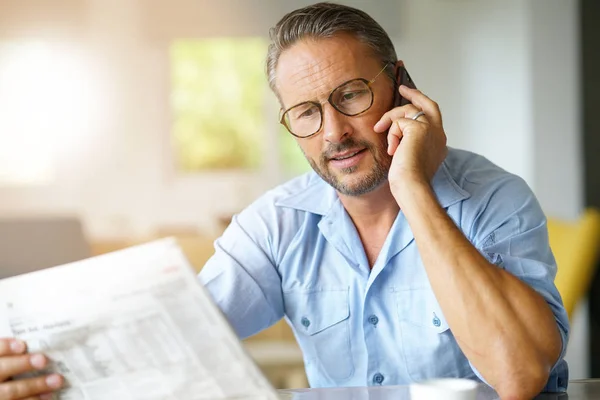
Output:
(328, 148), (366, 161)
(327, 148), (368, 169)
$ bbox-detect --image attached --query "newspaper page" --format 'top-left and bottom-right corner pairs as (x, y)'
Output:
(0, 238), (279, 400)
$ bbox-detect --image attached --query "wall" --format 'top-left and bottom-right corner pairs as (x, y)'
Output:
(528, 0), (586, 378)
(396, 0), (535, 184)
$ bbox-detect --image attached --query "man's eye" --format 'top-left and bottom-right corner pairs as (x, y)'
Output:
(297, 107), (318, 119)
(340, 90), (367, 102)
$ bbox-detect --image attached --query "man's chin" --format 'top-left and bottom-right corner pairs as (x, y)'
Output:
(331, 173), (386, 197)
(311, 159), (388, 196)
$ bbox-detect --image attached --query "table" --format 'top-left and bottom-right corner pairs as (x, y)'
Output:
(280, 379), (600, 399)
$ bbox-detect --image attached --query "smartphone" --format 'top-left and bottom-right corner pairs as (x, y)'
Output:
(396, 65), (417, 106)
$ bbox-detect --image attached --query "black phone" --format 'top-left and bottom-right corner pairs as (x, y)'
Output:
(396, 65), (417, 107)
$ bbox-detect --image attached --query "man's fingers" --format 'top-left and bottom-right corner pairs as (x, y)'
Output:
(374, 105), (420, 133)
(0, 374), (63, 400)
(375, 103), (429, 155)
(0, 340), (26, 357)
(398, 85), (443, 126)
(388, 130), (400, 156)
(395, 117), (425, 134)
(0, 354), (48, 382)
(387, 121), (403, 155)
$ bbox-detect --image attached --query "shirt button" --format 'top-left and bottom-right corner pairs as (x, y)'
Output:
(301, 317), (311, 328)
(368, 315), (379, 326)
(432, 313), (441, 327)
(373, 373), (384, 385)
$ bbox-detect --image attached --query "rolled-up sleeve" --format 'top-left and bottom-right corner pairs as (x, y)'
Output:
(198, 206), (284, 340)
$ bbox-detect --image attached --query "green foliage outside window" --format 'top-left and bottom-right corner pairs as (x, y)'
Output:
(171, 38), (311, 175)
(278, 125), (311, 175)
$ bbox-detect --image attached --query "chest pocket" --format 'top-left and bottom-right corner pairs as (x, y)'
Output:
(283, 288), (354, 383)
(394, 288), (472, 381)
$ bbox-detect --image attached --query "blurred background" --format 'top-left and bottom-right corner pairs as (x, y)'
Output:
(0, 0), (599, 389)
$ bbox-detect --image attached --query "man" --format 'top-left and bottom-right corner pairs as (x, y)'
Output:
(199, 3), (568, 399)
(0, 2), (568, 399)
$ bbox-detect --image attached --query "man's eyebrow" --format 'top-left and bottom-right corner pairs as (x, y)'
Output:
(288, 72), (353, 107)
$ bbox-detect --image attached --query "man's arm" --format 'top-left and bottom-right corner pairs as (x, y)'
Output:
(375, 85), (565, 399)
(396, 178), (562, 399)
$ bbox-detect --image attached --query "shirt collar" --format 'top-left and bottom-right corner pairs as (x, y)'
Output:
(275, 173), (338, 215)
(275, 159), (470, 215)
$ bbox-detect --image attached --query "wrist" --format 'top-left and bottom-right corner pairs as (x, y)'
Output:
(391, 178), (434, 210)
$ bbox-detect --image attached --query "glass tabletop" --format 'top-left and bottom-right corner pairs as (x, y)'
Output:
(279, 380), (600, 399)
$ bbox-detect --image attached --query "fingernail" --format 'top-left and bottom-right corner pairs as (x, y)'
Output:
(9, 339), (25, 353)
(374, 121), (383, 131)
(46, 374), (63, 389)
(30, 353), (47, 369)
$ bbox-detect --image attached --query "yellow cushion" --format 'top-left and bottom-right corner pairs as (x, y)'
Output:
(548, 208), (600, 320)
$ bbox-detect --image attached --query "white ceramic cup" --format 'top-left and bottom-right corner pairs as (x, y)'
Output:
(410, 378), (479, 400)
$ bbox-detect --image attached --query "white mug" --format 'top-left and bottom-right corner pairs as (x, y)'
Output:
(410, 378), (479, 400)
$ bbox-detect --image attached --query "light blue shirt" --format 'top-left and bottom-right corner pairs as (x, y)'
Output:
(199, 148), (569, 391)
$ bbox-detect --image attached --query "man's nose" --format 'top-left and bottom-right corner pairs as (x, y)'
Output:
(322, 103), (352, 144)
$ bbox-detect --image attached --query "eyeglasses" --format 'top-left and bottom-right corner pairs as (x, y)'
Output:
(279, 63), (390, 138)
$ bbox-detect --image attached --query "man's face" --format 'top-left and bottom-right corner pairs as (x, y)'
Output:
(275, 34), (395, 197)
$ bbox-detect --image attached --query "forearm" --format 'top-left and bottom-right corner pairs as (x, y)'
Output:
(395, 181), (561, 398)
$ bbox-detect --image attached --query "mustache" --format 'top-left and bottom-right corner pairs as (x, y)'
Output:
(320, 138), (374, 162)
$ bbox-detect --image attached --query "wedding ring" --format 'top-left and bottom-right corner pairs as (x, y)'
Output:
(412, 111), (425, 121)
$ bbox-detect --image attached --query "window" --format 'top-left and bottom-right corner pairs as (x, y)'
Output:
(170, 38), (310, 175)
(0, 41), (94, 186)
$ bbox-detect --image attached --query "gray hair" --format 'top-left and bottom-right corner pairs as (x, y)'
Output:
(266, 2), (397, 98)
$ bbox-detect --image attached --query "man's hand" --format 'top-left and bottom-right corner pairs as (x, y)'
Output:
(0, 338), (64, 400)
(373, 85), (447, 196)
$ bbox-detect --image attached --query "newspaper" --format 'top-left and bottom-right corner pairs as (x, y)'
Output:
(0, 238), (279, 400)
